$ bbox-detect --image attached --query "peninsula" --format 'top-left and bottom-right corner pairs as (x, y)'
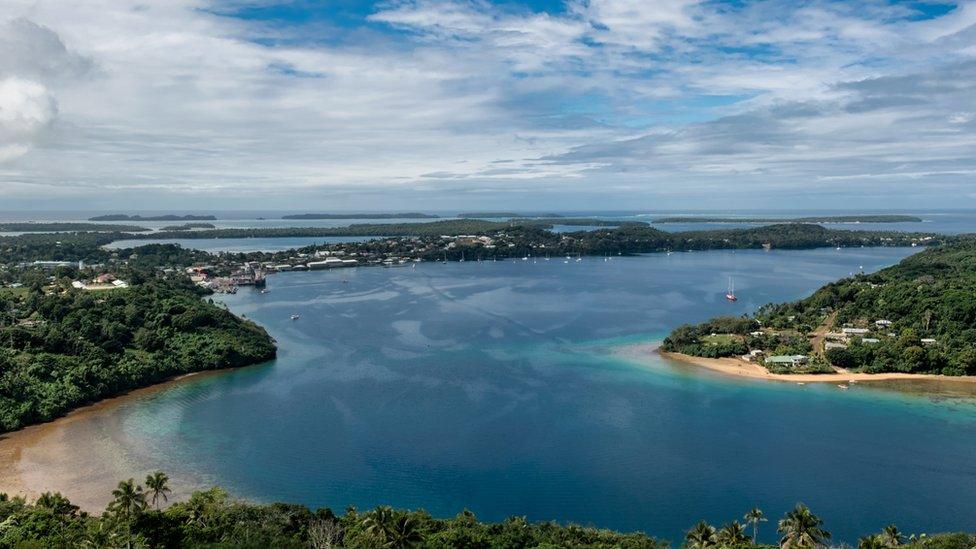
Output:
(652, 215), (923, 224)
(88, 214), (217, 221)
(661, 238), (976, 379)
(281, 212), (439, 219)
(0, 222), (151, 233)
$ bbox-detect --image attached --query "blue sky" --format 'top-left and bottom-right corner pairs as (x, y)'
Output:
(1, 0), (975, 210)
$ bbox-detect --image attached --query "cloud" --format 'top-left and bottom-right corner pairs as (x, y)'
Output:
(0, 78), (57, 162)
(0, 0), (974, 208)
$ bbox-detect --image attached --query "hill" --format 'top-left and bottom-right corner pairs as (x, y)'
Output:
(662, 239), (976, 376)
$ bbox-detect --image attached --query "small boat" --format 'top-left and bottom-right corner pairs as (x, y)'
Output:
(290, 314), (300, 321)
(260, 289), (269, 294)
(837, 384), (849, 390)
(726, 276), (738, 302)
(797, 382), (805, 386)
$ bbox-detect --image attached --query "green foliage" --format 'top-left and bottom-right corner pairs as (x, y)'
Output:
(662, 317), (759, 357)
(0, 485), (971, 548)
(0, 277), (276, 431)
(666, 239), (976, 376)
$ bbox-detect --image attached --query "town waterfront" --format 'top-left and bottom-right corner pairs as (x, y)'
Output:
(2, 247), (976, 543)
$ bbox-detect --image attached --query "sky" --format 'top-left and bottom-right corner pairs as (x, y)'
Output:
(0, 0), (975, 211)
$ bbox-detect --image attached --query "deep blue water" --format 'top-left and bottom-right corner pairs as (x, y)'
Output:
(71, 247), (976, 543)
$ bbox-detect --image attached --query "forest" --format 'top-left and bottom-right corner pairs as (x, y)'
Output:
(662, 239), (976, 376)
(0, 475), (971, 549)
(0, 276), (276, 431)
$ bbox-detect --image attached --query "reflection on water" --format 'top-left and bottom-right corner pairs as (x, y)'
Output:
(5, 247), (976, 543)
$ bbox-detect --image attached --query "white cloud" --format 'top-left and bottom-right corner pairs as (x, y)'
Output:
(0, 0), (974, 208)
(0, 78), (57, 162)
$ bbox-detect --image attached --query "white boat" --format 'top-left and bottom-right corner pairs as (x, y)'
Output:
(726, 276), (738, 302)
(260, 289), (269, 294)
(837, 384), (849, 390)
(290, 314), (300, 321)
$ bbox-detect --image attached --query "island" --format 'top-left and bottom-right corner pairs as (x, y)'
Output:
(661, 238), (976, 380)
(653, 215), (923, 224)
(88, 214), (217, 221)
(457, 212), (564, 218)
(282, 212), (439, 219)
(0, 222), (150, 233)
(158, 222), (218, 231)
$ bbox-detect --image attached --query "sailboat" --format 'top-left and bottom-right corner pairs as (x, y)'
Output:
(726, 276), (738, 302)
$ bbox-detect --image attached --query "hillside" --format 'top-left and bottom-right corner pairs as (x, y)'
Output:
(0, 277), (276, 431)
(662, 239), (976, 376)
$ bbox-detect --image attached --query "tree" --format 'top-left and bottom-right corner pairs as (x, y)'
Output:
(717, 522), (752, 547)
(880, 524), (904, 547)
(744, 507), (767, 542)
(685, 520), (717, 549)
(363, 506), (422, 548)
(777, 504), (830, 549)
(108, 479), (146, 520)
(144, 471), (171, 510)
(859, 534), (887, 549)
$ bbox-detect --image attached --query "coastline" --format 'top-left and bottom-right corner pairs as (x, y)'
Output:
(620, 343), (976, 385)
(0, 369), (232, 512)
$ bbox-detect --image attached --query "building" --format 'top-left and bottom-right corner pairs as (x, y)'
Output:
(874, 319), (893, 328)
(921, 338), (937, 346)
(842, 327), (870, 336)
(766, 355), (809, 367)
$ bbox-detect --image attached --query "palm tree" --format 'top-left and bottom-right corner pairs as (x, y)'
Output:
(685, 520), (718, 549)
(777, 504), (830, 549)
(880, 524), (904, 547)
(717, 522), (752, 547)
(744, 507), (767, 542)
(144, 471), (171, 510)
(859, 534), (887, 549)
(363, 506), (400, 547)
(386, 515), (423, 548)
(108, 479), (147, 520)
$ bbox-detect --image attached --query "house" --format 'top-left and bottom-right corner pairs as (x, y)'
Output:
(921, 338), (937, 346)
(94, 273), (116, 284)
(825, 341), (848, 350)
(861, 338), (880, 344)
(874, 319), (893, 328)
(842, 327), (870, 336)
(766, 355), (809, 367)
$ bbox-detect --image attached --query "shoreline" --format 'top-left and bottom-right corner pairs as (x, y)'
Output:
(0, 369), (234, 512)
(648, 345), (976, 385)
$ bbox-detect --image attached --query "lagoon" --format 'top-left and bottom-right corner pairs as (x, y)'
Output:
(4, 247), (976, 543)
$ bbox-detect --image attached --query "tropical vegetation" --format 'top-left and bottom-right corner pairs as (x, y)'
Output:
(0, 479), (972, 549)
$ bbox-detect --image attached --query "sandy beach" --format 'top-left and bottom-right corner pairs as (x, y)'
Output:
(617, 342), (976, 386)
(0, 371), (223, 513)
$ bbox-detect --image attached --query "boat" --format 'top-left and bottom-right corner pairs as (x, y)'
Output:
(837, 384), (849, 390)
(290, 314), (300, 320)
(260, 288), (269, 294)
(726, 276), (738, 302)
(797, 382), (805, 386)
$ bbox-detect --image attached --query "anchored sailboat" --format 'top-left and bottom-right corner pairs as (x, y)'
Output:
(726, 276), (738, 302)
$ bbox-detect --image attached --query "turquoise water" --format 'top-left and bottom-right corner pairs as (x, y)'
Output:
(86, 247), (976, 543)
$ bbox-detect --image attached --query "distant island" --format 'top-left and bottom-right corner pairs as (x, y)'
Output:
(653, 215), (923, 224)
(89, 214), (217, 221)
(661, 238), (976, 380)
(457, 212), (565, 218)
(159, 222), (217, 231)
(281, 213), (439, 219)
(0, 222), (150, 233)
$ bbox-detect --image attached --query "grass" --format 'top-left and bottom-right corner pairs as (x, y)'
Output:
(701, 333), (742, 345)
